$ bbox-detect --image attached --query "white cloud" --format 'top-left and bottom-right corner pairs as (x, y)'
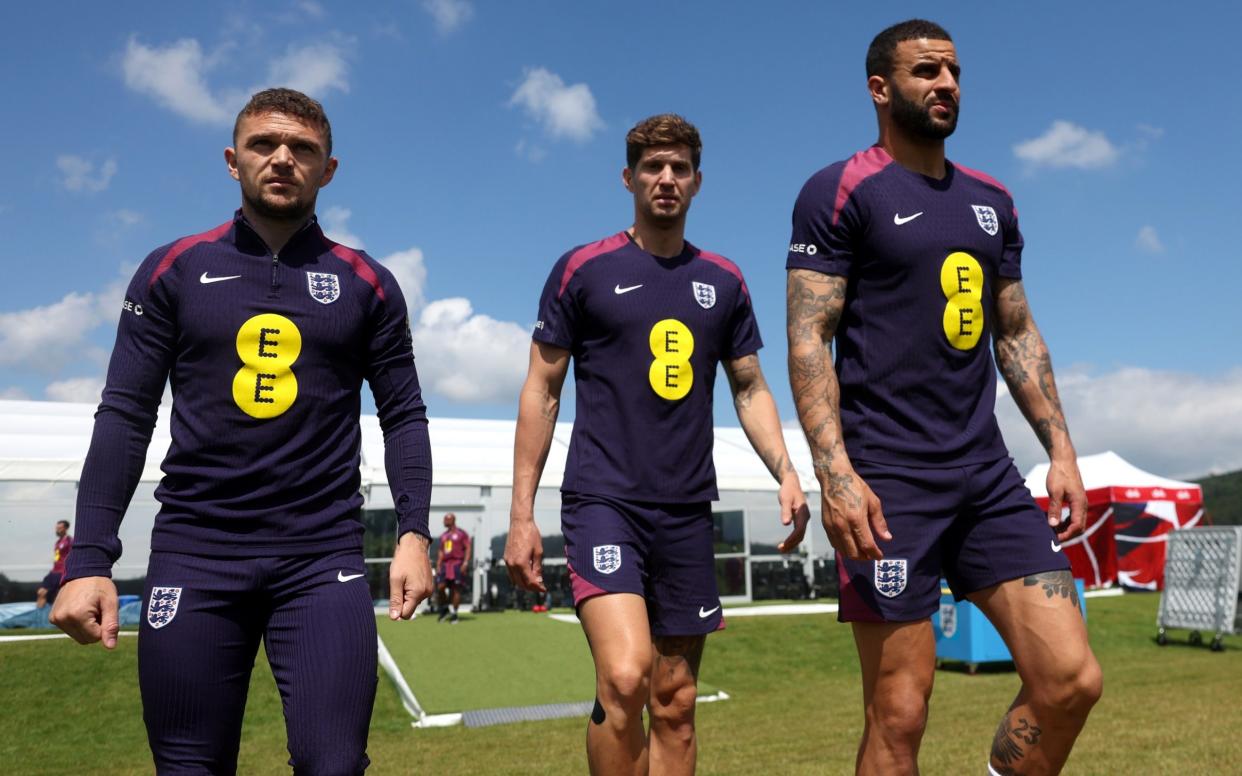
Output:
(265, 42), (349, 97)
(113, 209), (144, 227)
(1135, 225), (1165, 254)
(295, 0), (326, 19)
(514, 138), (547, 163)
(422, 0), (474, 34)
(510, 67), (604, 142)
(121, 36), (349, 126)
(320, 205), (365, 249)
(380, 247), (428, 313)
(411, 298), (529, 403)
(0, 387), (30, 400)
(0, 291), (111, 370)
(996, 366), (1242, 480)
(45, 377), (106, 404)
(1013, 120), (1120, 170)
(122, 37), (233, 125)
(56, 155), (117, 193)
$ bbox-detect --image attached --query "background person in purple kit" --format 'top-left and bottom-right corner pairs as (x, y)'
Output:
(786, 20), (1102, 776)
(36, 520), (72, 608)
(434, 512), (471, 622)
(505, 114), (810, 776)
(49, 88), (434, 775)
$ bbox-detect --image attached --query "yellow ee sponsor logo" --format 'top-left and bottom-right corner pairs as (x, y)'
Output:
(939, 252), (984, 351)
(647, 318), (694, 401)
(232, 313), (302, 418)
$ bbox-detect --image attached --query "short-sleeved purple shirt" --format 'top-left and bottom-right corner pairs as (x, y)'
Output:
(536, 232), (763, 502)
(786, 145), (1022, 467)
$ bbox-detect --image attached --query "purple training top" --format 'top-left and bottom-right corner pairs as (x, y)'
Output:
(786, 145), (1022, 467)
(67, 211), (432, 581)
(535, 232), (763, 502)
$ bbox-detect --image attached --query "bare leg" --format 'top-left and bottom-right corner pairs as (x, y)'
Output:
(36, 587), (48, 609)
(580, 593), (653, 776)
(648, 634), (705, 776)
(970, 571), (1102, 775)
(851, 620), (936, 775)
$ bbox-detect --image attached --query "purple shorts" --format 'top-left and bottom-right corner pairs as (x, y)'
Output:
(41, 571), (63, 600)
(439, 560), (463, 586)
(561, 493), (723, 637)
(838, 457), (1070, 623)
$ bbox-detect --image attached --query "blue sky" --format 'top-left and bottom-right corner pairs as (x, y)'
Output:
(1, 1), (1239, 479)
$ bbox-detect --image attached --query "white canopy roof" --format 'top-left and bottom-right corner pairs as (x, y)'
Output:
(1024, 450), (1201, 499)
(0, 399), (817, 493)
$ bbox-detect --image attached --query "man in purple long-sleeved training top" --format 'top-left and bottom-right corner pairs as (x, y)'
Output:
(51, 88), (434, 775)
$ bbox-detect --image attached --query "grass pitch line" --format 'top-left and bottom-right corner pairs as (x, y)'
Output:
(547, 602), (838, 625)
(376, 634), (463, 729)
(0, 630), (139, 644)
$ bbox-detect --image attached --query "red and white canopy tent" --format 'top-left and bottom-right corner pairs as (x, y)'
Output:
(1024, 451), (1204, 590)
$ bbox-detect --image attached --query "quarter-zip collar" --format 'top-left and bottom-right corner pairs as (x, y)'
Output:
(231, 209), (325, 260)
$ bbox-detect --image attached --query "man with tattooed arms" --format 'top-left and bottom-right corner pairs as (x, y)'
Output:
(785, 20), (1101, 776)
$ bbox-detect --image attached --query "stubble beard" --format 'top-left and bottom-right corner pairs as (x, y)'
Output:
(890, 87), (958, 140)
(242, 185), (316, 224)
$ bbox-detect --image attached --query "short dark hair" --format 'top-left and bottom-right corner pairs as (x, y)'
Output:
(57, 520), (70, 529)
(234, 88), (333, 155)
(625, 114), (702, 170)
(866, 19), (953, 78)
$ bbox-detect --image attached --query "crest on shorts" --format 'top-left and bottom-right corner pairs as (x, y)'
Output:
(593, 545), (622, 575)
(306, 271), (341, 304)
(938, 602), (958, 638)
(147, 587), (182, 629)
(691, 281), (716, 309)
(875, 559), (907, 598)
(971, 205), (999, 236)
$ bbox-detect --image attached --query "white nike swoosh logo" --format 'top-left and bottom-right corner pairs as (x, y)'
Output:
(893, 212), (924, 225)
(200, 272), (242, 284)
(1051, 540), (1063, 553)
(698, 605), (720, 619)
(614, 284), (643, 295)
(337, 571), (365, 582)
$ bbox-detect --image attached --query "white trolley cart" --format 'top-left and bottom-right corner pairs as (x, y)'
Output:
(1157, 526), (1242, 651)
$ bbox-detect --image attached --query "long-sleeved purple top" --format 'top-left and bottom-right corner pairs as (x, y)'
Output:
(66, 211), (432, 580)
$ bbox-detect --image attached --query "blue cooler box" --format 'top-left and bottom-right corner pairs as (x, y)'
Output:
(933, 578), (1085, 672)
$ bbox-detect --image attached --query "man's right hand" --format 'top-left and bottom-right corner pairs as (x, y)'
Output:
(49, 576), (120, 650)
(503, 517), (546, 593)
(820, 467), (890, 561)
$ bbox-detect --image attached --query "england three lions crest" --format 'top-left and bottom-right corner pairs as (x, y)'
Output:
(692, 281), (716, 309)
(593, 544), (622, 575)
(307, 272), (341, 305)
(147, 587), (182, 629)
(971, 205), (999, 236)
(875, 559), (907, 598)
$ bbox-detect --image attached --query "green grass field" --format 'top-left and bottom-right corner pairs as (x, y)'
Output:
(1, 593), (1239, 774)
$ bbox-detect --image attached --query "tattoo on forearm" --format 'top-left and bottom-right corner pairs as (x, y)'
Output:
(991, 713), (1043, 773)
(994, 280), (1073, 452)
(1024, 570), (1080, 611)
(786, 270), (851, 480)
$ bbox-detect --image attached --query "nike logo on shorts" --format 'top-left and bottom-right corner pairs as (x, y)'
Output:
(698, 605), (720, 619)
(200, 272), (242, 284)
(893, 212), (923, 225)
(614, 283), (643, 295)
(337, 571), (365, 582)
(1050, 540), (1063, 553)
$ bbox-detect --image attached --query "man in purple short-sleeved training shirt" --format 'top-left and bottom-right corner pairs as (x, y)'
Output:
(434, 512), (471, 622)
(50, 88), (434, 775)
(786, 20), (1101, 775)
(36, 520), (72, 608)
(505, 114), (810, 776)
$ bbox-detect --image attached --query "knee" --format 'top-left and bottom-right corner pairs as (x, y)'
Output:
(1034, 653), (1103, 717)
(597, 660), (650, 713)
(868, 686), (930, 743)
(648, 678), (698, 734)
(289, 747), (369, 776)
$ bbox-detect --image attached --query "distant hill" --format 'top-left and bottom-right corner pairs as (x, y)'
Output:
(1195, 468), (1242, 525)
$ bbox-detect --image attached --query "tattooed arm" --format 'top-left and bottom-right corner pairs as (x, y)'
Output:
(724, 353), (811, 553)
(786, 269), (890, 560)
(504, 341), (570, 592)
(993, 277), (1087, 541)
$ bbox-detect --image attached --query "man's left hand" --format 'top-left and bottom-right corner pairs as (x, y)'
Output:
(776, 472), (812, 554)
(389, 532), (433, 620)
(1046, 458), (1087, 543)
